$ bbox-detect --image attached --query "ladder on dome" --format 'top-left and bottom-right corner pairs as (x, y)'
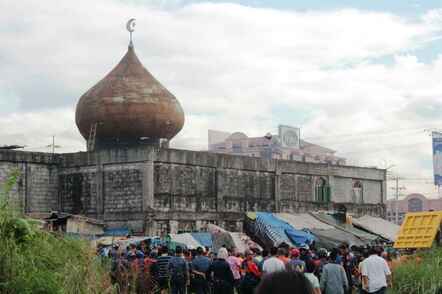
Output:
(87, 123), (98, 152)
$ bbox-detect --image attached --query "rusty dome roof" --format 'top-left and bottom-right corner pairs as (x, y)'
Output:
(75, 44), (185, 145)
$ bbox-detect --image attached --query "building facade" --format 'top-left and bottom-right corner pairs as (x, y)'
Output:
(386, 193), (442, 224)
(0, 147), (386, 235)
(208, 127), (346, 165)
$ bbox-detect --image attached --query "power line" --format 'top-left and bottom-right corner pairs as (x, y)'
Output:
(303, 123), (442, 141)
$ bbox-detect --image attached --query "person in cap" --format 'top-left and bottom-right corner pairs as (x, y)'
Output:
(287, 248), (306, 273)
(300, 244), (312, 263)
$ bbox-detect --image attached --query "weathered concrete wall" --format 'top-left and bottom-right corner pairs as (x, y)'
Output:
(0, 151), (58, 213)
(333, 177), (353, 202)
(59, 166), (97, 217)
(0, 147), (387, 235)
(362, 179), (383, 204)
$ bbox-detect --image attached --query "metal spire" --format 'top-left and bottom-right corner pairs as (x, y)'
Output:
(126, 18), (136, 48)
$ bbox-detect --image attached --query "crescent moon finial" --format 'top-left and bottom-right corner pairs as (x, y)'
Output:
(126, 18), (136, 48)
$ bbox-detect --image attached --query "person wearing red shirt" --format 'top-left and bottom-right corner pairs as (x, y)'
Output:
(241, 251), (262, 294)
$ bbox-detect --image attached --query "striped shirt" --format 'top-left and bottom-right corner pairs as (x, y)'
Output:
(157, 254), (172, 278)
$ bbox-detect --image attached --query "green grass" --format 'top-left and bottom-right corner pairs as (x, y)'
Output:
(0, 170), (116, 294)
(392, 248), (442, 294)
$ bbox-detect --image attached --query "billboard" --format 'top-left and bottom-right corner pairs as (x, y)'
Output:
(433, 132), (442, 186)
(278, 125), (300, 149)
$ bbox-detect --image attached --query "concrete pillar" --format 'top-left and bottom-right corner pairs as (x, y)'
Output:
(196, 220), (203, 231)
(24, 162), (30, 213)
(215, 168), (222, 212)
(274, 161), (281, 212)
(142, 149), (155, 212)
(170, 220), (179, 234)
(381, 179), (387, 204)
(328, 175), (335, 202)
(96, 153), (104, 220)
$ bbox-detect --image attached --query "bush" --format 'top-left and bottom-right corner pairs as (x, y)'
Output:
(393, 248), (442, 294)
(0, 170), (115, 294)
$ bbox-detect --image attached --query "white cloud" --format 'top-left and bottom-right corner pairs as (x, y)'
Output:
(1, 0), (442, 197)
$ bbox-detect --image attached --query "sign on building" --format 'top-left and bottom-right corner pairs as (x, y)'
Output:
(432, 132), (442, 186)
(278, 125), (300, 149)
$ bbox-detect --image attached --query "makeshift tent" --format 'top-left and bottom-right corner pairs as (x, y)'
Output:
(285, 229), (316, 247)
(168, 233), (201, 249)
(352, 215), (400, 242)
(209, 224), (236, 253)
(191, 232), (212, 248)
(245, 212), (315, 248)
(208, 224), (261, 253)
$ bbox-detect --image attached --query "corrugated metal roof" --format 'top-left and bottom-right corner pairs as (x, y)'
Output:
(276, 213), (334, 230)
(353, 215), (400, 242)
(311, 212), (380, 242)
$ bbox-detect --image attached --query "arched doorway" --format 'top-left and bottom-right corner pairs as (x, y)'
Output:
(315, 177), (330, 202)
(408, 197), (423, 212)
(352, 181), (363, 204)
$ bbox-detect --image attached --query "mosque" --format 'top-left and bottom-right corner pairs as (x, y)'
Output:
(0, 22), (386, 235)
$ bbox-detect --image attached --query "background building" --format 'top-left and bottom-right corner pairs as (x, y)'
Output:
(386, 193), (442, 224)
(208, 126), (346, 165)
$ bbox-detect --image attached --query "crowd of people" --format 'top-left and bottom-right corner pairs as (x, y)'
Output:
(100, 241), (395, 294)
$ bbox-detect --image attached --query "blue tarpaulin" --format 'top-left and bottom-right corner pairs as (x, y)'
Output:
(103, 228), (130, 236)
(284, 229), (315, 247)
(191, 232), (213, 248)
(251, 212), (315, 248)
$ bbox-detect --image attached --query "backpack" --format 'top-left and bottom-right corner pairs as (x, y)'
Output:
(170, 257), (187, 283)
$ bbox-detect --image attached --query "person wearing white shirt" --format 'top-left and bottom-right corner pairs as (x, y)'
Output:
(360, 248), (392, 294)
(262, 247), (285, 275)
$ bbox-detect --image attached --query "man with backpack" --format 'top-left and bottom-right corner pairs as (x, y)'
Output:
(169, 246), (189, 294)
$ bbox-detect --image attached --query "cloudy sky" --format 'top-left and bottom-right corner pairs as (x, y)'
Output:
(1, 0), (442, 199)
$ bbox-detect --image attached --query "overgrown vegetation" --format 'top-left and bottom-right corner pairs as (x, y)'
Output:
(0, 170), (115, 294)
(393, 248), (442, 294)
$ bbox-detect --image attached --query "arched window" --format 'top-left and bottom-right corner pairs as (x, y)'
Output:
(408, 198), (423, 212)
(352, 181), (363, 204)
(315, 177), (330, 202)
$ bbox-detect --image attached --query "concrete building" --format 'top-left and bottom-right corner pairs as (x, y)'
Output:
(386, 193), (442, 224)
(0, 33), (387, 235)
(208, 127), (346, 165)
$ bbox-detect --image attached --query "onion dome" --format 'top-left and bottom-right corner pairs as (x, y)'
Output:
(75, 42), (185, 150)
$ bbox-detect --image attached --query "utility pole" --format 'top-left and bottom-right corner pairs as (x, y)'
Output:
(395, 176), (399, 224)
(389, 175), (406, 224)
(46, 136), (61, 157)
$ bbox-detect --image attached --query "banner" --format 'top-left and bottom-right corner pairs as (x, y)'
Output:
(278, 125), (300, 149)
(433, 132), (442, 186)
